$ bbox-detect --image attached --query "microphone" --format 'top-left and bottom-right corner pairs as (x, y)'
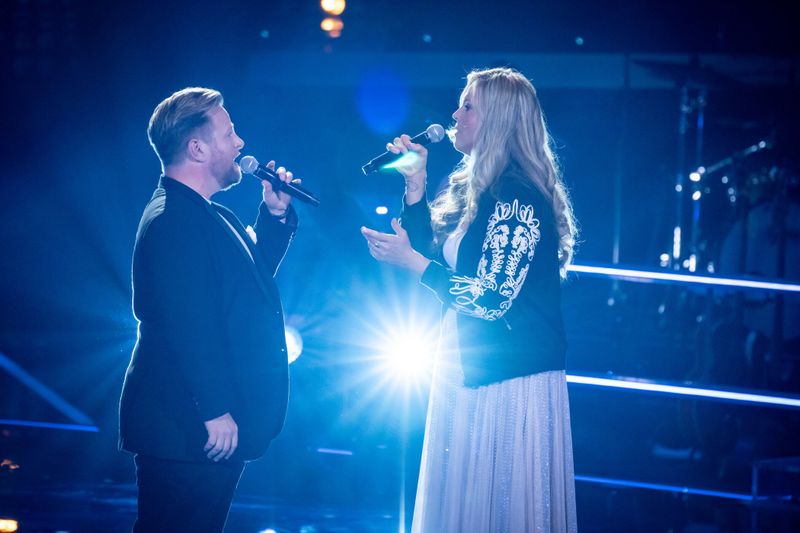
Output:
(240, 156), (320, 207)
(361, 124), (446, 175)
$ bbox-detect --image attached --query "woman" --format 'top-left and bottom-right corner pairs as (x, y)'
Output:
(361, 67), (578, 532)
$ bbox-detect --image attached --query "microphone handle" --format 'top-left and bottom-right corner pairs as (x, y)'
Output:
(252, 166), (321, 207)
(362, 131), (434, 175)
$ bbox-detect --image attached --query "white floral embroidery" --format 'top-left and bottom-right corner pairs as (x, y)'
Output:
(448, 199), (540, 321)
(245, 225), (258, 244)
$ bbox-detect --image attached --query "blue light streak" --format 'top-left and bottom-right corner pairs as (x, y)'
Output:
(0, 352), (96, 425)
(575, 475), (752, 501)
(567, 263), (800, 293)
(0, 419), (99, 432)
(316, 447), (354, 456)
(566, 373), (800, 409)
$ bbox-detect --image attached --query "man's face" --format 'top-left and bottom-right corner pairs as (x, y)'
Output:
(206, 106), (245, 190)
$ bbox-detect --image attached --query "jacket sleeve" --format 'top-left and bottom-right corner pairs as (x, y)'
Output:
(134, 216), (235, 421)
(420, 198), (541, 322)
(253, 202), (298, 277)
(400, 197), (437, 258)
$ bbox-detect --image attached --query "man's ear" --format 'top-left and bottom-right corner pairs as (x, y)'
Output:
(186, 137), (208, 163)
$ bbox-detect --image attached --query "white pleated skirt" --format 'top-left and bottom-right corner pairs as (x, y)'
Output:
(411, 310), (578, 533)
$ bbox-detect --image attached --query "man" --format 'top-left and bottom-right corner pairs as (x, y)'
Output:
(119, 87), (297, 532)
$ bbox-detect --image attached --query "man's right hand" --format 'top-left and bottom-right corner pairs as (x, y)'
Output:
(203, 412), (238, 461)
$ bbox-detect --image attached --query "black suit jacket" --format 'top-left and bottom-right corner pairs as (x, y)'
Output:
(119, 177), (296, 462)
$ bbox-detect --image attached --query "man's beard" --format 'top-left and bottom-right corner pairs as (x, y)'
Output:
(212, 155), (242, 191)
(218, 164), (242, 191)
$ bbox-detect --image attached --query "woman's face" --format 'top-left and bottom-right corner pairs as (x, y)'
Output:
(451, 86), (481, 155)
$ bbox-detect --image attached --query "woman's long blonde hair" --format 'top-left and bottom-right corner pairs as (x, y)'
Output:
(430, 67), (577, 277)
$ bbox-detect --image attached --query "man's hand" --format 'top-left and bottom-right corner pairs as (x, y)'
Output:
(203, 412), (238, 461)
(261, 160), (297, 220)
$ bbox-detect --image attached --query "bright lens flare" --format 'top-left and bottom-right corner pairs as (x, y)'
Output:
(285, 326), (303, 364)
(320, 0), (346, 16)
(320, 17), (344, 37)
(0, 519), (18, 533)
(381, 330), (435, 380)
(382, 151), (420, 171)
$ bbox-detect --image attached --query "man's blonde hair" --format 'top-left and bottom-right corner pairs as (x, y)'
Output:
(147, 87), (223, 167)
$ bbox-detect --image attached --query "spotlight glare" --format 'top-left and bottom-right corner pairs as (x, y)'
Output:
(689, 171), (701, 182)
(382, 151), (419, 171)
(320, 17), (344, 38)
(0, 520), (18, 533)
(375, 206), (389, 215)
(380, 327), (436, 381)
(285, 326), (303, 364)
(321, 0), (346, 16)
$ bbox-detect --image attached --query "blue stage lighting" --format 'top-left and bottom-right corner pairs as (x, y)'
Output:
(575, 475), (751, 501)
(357, 70), (410, 135)
(567, 263), (800, 293)
(381, 151), (420, 171)
(316, 447), (354, 456)
(0, 419), (98, 432)
(566, 373), (800, 409)
(380, 329), (435, 380)
(285, 326), (303, 364)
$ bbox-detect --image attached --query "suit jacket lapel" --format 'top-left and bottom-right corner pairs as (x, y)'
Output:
(207, 203), (276, 302)
(159, 176), (278, 305)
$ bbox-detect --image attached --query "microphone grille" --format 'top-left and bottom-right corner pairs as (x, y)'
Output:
(239, 155), (259, 174)
(426, 124), (446, 143)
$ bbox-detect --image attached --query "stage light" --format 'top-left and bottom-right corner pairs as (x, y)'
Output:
(689, 171), (701, 182)
(567, 373), (800, 408)
(0, 459), (19, 470)
(285, 326), (303, 364)
(672, 226), (681, 259)
(575, 475), (751, 501)
(357, 69), (410, 135)
(0, 519), (18, 533)
(0, 419), (98, 432)
(321, 0), (346, 16)
(692, 190), (702, 201)
(375, 206), (389, 215)
(568, 262), (800, 292)
(316, 447), (353, 456)
(320, 17), (343, 38)
(380, 329), (435, 380)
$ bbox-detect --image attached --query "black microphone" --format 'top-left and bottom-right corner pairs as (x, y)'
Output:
(240, 156), (320, 207)
(361, 124), (446, 175)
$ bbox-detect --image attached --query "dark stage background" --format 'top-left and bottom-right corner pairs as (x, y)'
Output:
(2, 1), (799, 531)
